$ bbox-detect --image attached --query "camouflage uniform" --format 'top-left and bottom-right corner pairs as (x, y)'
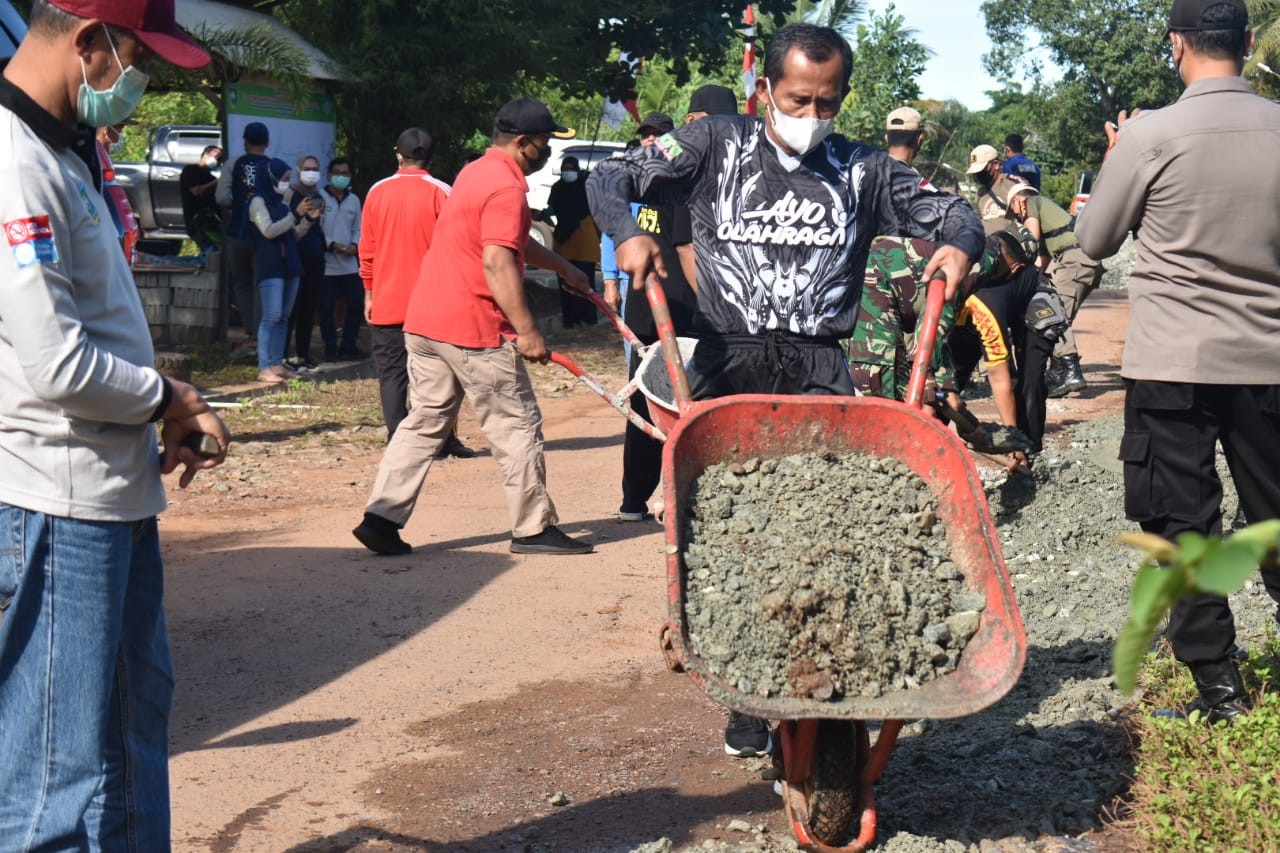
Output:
(846, 235), (1006, 400)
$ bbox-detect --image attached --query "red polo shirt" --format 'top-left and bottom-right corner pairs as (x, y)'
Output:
(405, 148), (530, 347)
(358, 168), (452, 325)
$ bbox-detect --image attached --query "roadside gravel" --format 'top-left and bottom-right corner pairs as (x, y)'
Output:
(635, 414), (1274, 852)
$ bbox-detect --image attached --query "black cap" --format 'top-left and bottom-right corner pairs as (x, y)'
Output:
(495, 97), (575, 138)
(395, 127), (434, 162)
(243, 121), (269, 145)
(1168, 0), (1248, 31)
(637, 111), (675, 135)
(688, 84), (738, 116)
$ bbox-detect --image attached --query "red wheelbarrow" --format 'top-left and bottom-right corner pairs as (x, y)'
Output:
(545, 278), (1026, 849)
(637, 276), (1027, 851)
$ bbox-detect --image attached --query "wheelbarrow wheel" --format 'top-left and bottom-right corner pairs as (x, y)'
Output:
(806, 719), (859, 846)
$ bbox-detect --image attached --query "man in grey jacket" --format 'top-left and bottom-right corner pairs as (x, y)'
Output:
(0, 1), (230, 846)
(1075, 0), (1280, 725)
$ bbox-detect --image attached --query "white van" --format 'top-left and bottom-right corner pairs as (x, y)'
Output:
(527, 138), (627, 250)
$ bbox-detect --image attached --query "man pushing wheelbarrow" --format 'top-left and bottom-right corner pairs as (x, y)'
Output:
(588, 22), (986, 762)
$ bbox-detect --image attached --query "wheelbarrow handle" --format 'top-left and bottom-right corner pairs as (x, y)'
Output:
(566, 285), (646, 352)
(645, 274), (693, 412)
(905, 273), (948, 410)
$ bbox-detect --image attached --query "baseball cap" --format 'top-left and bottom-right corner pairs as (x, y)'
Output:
(966, 144), (1000, 174)
(688, 84), (738, 116)
(1168, 0), (1248, 31)
(243, 121), (269, 145)
(885, 106), (923, 131)
(1005, 182), (1038, 203)
(49, 0), (210, 69)
(637, 111), (675, 135)
(495, 97), (575, 139)
(395, 127), (433, 162)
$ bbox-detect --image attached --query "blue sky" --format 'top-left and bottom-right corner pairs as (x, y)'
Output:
(863, 0), (1049, 111)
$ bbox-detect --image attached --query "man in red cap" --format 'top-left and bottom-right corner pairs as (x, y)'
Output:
(0, 2), (225, 848)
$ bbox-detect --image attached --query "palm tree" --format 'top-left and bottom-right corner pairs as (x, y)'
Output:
(1246, 0), (1280, 95)
(150, 21), (314, 118)
(804, 0), (866, 37)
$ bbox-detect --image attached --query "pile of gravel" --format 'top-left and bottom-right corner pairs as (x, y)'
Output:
(1098, 235), (1136, 291)
(633, 417), (1276, 852)
(683, 452), (982, 701)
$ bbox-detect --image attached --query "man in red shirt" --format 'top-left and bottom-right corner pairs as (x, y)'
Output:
(353, 98), (594, 557)
(359, 127), (474, 457)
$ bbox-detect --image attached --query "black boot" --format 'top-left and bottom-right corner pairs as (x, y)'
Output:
(1179, 659), (1252, 725)
(1047, 353), (1087, 398)
(1044, 356), (1065, 391)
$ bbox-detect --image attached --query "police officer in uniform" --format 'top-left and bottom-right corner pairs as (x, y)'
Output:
(1076, 0), (1280, 724)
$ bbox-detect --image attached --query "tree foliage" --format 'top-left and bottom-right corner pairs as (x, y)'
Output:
(1246, 0), (1280, 97)
(274, 0), (797, 184)
(982, 0), (1181, 117)
(835, 4), (931, 142)
(981, 0), (1182, 168)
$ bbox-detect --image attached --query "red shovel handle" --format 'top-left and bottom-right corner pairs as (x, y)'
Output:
(645, 274), (693, 412)
(905, 273), (947, 410)
(566, 285), (645, 352)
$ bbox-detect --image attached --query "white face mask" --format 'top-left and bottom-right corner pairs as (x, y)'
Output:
(766, 79), (835, 157)
(561, 170), (580, 183)
(299, 169), (321, 186)
(276, 180), (290, 195)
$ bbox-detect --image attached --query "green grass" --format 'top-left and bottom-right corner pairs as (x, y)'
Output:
(1122, 636), (1280, 852)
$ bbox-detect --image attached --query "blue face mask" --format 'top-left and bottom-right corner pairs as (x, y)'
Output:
(330, 175), (351, 191)
(77, 27), (149, 129)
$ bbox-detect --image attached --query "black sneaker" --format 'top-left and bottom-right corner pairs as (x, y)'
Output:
(724, 712), (773, 757)
(352, 512), (412, 555)
(510, 525), (593, 555)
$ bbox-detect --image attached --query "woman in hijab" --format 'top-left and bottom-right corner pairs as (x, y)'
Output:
(249, 158), (321, 383)
(283, 153), (327, 370)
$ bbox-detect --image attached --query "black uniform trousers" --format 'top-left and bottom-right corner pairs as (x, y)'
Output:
(1120, 379), (1280, 665)
(621, 345), (662, 514)
(371, 324), (410, 439)
(687, 331), (856, 399)
(1012, 325), (1053, 452)
(950, 323), (1053, 452)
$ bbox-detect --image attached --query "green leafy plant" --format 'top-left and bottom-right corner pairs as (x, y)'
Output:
(1114, 521), (1280, 694)
(1124, 636), (1280, 851)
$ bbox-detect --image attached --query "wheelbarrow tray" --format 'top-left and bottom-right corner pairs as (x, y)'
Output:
(662, 394), (1026, 721)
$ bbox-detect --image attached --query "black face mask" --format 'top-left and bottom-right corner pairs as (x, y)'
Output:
(524, 139), (552, 173)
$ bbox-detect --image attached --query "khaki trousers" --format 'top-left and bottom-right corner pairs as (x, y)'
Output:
(364, 334), (557, 538)
(1046, 245), (1104, 359)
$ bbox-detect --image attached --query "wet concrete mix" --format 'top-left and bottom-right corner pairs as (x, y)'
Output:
(683, 452), (984, 701)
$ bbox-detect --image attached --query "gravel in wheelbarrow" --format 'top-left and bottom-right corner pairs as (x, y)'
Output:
(684, 450), (986, 702)
(662, 395), (1025, 722)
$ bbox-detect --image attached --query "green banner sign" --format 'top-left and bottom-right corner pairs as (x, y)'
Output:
(225, 82), (335, 123)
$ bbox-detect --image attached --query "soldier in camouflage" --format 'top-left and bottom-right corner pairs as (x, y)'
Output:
(846, 232), (1016, 400)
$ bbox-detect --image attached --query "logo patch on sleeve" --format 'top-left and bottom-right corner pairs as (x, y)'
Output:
(5, 215), (58, 268)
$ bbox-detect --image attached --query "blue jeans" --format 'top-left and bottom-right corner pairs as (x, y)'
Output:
(258, 275), (300, 370)
(0, 505), (173, 851)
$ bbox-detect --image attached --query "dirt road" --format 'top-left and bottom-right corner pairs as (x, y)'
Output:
(164, 293), (1130, 852)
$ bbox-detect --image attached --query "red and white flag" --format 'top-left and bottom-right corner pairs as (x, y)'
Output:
(743, 4), (759, 116)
